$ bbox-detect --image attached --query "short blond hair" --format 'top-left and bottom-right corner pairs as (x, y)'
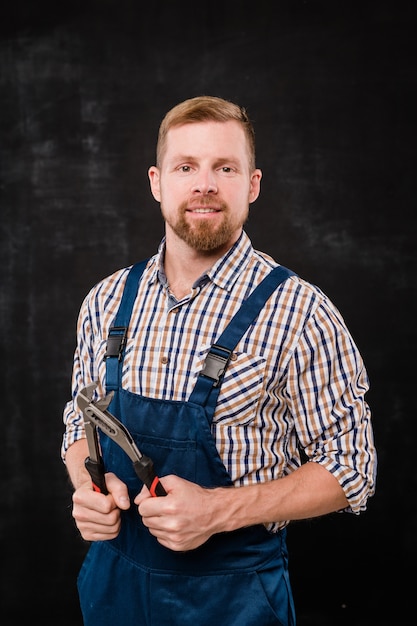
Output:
(156, 95), (256, 171)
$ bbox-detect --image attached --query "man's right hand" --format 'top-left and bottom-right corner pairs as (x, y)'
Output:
(71, 472), (131, 541)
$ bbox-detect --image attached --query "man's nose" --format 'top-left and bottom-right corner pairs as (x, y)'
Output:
(191, 170), (217, 194)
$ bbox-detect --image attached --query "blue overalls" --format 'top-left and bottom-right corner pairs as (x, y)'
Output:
(77, 262), (297, 626)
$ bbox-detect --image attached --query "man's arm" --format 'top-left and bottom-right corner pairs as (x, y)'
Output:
(134, 461), (348, 552)
(65, 438), (91, 489)
(214, 461), (348, 528)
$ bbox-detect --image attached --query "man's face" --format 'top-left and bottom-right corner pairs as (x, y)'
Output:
(148, 120), (261, 254)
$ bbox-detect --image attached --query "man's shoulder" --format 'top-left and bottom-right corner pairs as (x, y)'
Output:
(248, 254), (331, 314)
(81, 259), (151, 310)
(89, 256), (156, 294)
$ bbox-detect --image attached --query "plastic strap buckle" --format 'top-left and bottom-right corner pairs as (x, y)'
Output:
(104, 326), (127, 361)
(201, 344), (233, 387)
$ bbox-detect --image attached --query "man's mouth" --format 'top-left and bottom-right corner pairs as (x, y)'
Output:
(189, 207), (220, 213)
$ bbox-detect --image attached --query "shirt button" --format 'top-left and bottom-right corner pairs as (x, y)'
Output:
(161, 356), (169, 364)
(230, 352), (238, 361)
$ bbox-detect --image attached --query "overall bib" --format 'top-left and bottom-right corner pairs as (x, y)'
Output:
(77, 262), (297, 626)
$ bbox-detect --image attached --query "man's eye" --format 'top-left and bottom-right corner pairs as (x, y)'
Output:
(180, 165), (191, 172)
(222, 167), (232, 173)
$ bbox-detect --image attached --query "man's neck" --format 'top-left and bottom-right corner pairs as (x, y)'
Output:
(162, 228), (243, 299)
(163, 247), (215, 300)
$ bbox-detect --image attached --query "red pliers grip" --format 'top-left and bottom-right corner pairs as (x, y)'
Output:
(84, 444), (108, 495)
(77, 383), (167, 497)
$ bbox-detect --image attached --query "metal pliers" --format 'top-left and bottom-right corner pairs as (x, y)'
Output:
(77, 382), (166, 497)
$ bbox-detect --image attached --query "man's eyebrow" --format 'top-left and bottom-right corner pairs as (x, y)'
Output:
(168, 154), (196, 164)
(167, 154), (242, 168)
(213, 157), (242, 169)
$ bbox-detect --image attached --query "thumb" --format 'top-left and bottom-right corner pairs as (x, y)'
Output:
(105, 472), (131, 510)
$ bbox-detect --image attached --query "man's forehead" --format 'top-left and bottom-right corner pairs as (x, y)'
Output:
(164, 120), (247, 154)
(170, 119), (243, 135)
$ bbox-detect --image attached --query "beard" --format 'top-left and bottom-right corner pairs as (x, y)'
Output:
(162, 201), (249, 253)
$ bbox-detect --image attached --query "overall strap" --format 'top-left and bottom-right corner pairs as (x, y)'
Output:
(188, 265), (296, 412)
(105, 259), (148, 391)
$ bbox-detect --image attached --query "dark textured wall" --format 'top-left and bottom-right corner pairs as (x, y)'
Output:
(1, 1), (415, 624)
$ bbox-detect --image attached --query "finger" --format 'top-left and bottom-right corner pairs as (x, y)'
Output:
(133, 484), (151, 506)
(104, 472), (131, 510)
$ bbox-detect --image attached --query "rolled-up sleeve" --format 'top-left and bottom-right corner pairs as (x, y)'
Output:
(61, 283), (111, 462)
(288, 297), (377, 514)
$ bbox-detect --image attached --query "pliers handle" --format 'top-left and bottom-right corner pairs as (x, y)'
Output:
(85, 454), (108, 495)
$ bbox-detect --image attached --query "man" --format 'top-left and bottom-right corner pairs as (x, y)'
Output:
(62, 95), (376, 625)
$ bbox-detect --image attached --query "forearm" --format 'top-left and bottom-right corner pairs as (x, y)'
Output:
(209, 462), (348, 534)
(64, 438), (91, 490)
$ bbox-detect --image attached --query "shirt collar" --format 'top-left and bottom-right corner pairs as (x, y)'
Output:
(149, 231), (254, 293)
(206, 231), (254, 291)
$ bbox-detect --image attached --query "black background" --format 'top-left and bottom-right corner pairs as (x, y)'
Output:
(1, 1), (415, 624)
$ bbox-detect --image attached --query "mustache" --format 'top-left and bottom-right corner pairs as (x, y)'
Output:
(183, 197), (227, 210)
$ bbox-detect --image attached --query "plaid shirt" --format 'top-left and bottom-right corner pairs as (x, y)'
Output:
(62, 231), (376, 528)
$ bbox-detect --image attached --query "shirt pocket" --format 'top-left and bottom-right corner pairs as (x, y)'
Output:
(197, 345), (267, 426)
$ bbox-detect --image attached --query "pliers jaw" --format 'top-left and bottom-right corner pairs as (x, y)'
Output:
(77, 383), (109, 494)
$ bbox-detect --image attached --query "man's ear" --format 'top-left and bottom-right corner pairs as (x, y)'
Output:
(148, 166), (161, 201)
(249, 169), (262, 203)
